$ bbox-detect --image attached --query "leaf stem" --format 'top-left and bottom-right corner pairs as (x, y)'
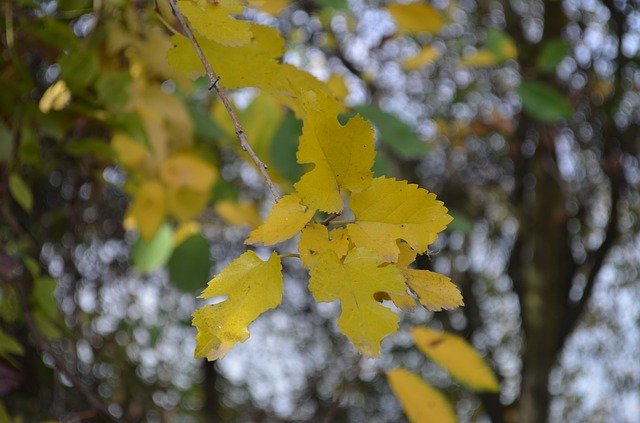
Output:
(326, 219), (355, 226)
(280, 253), (300, 259)
(167, 0), (281, 200)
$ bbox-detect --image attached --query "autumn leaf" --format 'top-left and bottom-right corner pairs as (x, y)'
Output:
(308, 248), (406, 356)
(347, 177), (452, 262)
(192, 251), (283, 360)
(295, 95), (375, 212)
(403, 45), (441, 71)
(412, 326), (500, 392)
(125, 180), (166, 241)
(215, 200), (261, 228)
(298, 224), (349, 268)
(387, 368), (457, 423)
(245, 194), (315, 245)
(404, 269), (463, 311)
(177, 0), (253, 47)
(387, 3), (445, 35)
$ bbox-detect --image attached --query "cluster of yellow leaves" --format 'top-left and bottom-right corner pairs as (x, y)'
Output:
(168, 0), (462, 360)
(388, 327), (500, 422)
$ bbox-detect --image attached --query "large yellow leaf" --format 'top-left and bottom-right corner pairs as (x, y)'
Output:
(387, 3), (445, 35)
(387, 368), (457, 423)
(347, 177), (452, 262)
(295, 95), (375, 212)
(178, 0), (252, 47)
(245, 194), (315, 245)
(248, 0), (290, 15)
(308, 248), (406, 356)
(192, 251), (283, 360)
(125, 180), (166, 241)
(404, 269), (463, 311)
(412, 327), (500, 392)
(298, 224), (349, 268)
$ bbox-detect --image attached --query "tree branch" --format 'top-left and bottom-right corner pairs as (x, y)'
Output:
(166, 0), (280, 200)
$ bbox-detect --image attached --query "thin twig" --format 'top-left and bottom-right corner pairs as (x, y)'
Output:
(167, 0), (280, 200)
(280, 253), (300, 259)
(320, 213), (340, 225)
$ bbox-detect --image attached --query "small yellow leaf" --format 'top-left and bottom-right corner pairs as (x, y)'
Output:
(111, 133), (151, 171)
(245, 194), (315, 245)
(295, 95), (375, 212)
(39, 80), (71, 113)
(298, 224), (350, 268)
(348, 177), (452, 262)
(387, 368), (457, 423)
(387, 3), (445, 35)
(165, 186), (211, 221)
(412, 326), (501, 392)
(125, 180), (166, 241)
(193, 251), (282, 360)
(178, 0), (252, 47)
(403, 45), (441, 71)
(308, 248), (407, 356)
(215, 200), (261, 228)
(404, 269), (463, 311)
(159, 154), (217, 192)
(460, 49), (500, 68)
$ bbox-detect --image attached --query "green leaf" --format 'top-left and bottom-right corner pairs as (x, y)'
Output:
(168, 234), (212, 292)
(0, 124), (12, 164)
(31, 277), (59, 320)
(270, 113), (304, 183)
(186, 101), (226, 141)
(59, 49), (99, 92)
(65, 138), (116, 161)
(8, 173), (33, 213)
(0, 329), (24, 359)
(372, 151), (395, 177)
(96, 71), (132, 109)
(316, 0), (347, 10)
(132, 223), (174, 273)
(353, 105), (427, 158)
(18, 125), (40, 165)
(447, 210), (473, 234)
(485, 29), (517, 61)
(536, 39), (570, 73)
(517, 81), (572, 123)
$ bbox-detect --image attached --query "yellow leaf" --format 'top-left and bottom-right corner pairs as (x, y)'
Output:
(39, 80), (71, 113)
(125, 180), (166, 241)
(166, 186), (211, 221)
(298, 224), (349, 268)
(111, 133), (151, 171)
(215, 200), (261, 228)
(387, 3), (445, 35)
(193, 251), (282, 360)
(248, 0), (290, 15)
(245, 194), (315, 245)
(387, 368), (457, 423)
(397, 241), (418, 268)
(403, 45), (441, 71)
(159, 154), (217, 192)
(308, 248), (406, 356)
(404, 269), (463, 311)
(295, 95), (375, 212)
(412, 326), (501, 392)
(460, 49), (500, 67)
(178, 0), (252, 46)
(327, 73), (349, 101)
(347, 177), (452, 262)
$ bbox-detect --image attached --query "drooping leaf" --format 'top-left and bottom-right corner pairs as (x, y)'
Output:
(387, 368), (457, 423)
(387, 3), (444, 35)
(0, 329), (24, 359)
(308, 248), (407, 356)
(403, 269), (463, 311)
(192, 251), (283, 360)
(168, 233), (211, 292)
(245, 194), (315, 245)
(295, 97), (375, 212)
(517, 81), (572, 123)
(298, 224), (349, 268)
(131, 223), (174, 273)
(347, 177), (452, 262)
(412, 326), (501, 392)
(536, 39), (570, 73)
(353, 105), (427, 158)
(8, 173), (33, 213)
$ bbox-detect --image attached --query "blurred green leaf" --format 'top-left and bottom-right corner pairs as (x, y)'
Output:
(353, 105), (427, 158)
(59, 50), (99, 92)
(66, 138), (115, 161)
(8, 173), (33, 213)
(168, 234), (211, 292)
(485, 29), (517, 61)
(316, 0), (347, 10)
(0, 124), (12, 163)
(96, 71), (132, 109)
(186, 101), (226, 141)
(447, 210), (474, 234)
(372, 151), (395, 177)
(536, 39), (570, 73)
(270, 113), (304, 183)
(0, 329), (24, 359)
(517, 81), (572, 123)
(31, 277), (59, 320)
(132, 223), (174, 273)
(18, 125), (40, 165)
